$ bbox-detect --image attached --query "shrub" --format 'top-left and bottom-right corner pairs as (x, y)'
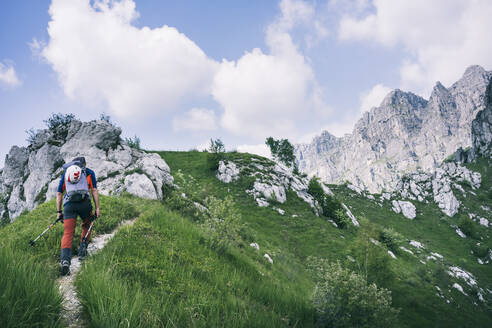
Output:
(44, 112), (75, 130)
(308, 177), (344, 223)
(202, 195), (244, 252)
(379, 227), (404, 253)
(349, 223), (395, 288)
(126, 135), (141, 150)
(25, 127), (39, 145)
(308, 259), (399, 328)
(458, 217), (476, 239)
(334, 208), (350, 228)
(471, 243), (490, 258)
(99, 113), (112, 123)
(44, 112), (76, 141)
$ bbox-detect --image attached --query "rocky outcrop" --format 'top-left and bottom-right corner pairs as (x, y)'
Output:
(0, 119), (173, 221)
(391, 162), (481, 217)
(296, 66), (492, 193)
(391, 200), (416, 219)
(217, 158), (321, 215)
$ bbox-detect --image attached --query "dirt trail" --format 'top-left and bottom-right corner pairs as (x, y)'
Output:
(56, 218), (137, 328)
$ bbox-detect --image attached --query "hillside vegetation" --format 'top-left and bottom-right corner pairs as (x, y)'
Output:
(1, 151), (491, 327)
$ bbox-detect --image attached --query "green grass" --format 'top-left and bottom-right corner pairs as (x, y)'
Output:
(1, 152), (491, 327)
(0, 195), (139, 328)
(76, 201), (315, 327)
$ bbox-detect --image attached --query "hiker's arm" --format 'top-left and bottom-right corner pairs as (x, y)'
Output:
(92, 189), (100, 217)
(56, 192), (63, 219)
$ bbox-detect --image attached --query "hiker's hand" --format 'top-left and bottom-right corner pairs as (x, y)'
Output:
(57, 212), (63, 220)
(95, 208), (100, 218)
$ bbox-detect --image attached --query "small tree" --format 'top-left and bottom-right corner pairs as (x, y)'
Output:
(207, 138), (225, 171)
(208, 138), (225, 153)
(125, 135), (141, 150)
(265, 137), (296, 168)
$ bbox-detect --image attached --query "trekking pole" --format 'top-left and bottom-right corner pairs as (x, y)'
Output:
(29, 217), (63, 246)
(78, 215), (96, 258)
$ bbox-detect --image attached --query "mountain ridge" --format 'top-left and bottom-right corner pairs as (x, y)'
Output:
(296, 65), (492, 193)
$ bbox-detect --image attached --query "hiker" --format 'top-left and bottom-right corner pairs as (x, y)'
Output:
(56, 156), (100, 275)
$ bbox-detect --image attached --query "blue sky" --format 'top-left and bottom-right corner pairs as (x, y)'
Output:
(1, 0), (491, 168)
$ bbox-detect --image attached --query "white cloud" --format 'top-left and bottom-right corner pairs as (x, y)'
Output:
(0, 61), (21, 88)
(212, 0), (328, 141)
(359, 83), (391, 113)
(236, 144), (272, 159)
(172, 108), (217, 132)
(338, 0), (492, 95)
(41, 0), (218, 118)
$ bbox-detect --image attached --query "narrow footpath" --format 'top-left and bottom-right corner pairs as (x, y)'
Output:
(56, 218), (137, 328)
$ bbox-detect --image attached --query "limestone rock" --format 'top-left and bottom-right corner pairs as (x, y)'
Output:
(123, 173), (157, 199)
(296, 66), (492, 194)
(0, 119), (174, 221)
(217, 161), (240, 183)
(391, 200), (416, 219)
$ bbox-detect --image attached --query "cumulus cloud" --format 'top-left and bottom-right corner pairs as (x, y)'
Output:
(212, 0), (328, 140)
(0, 61), (21, 88)
(41, 0), (218, 118)
(236, 144), (272, 159)
(172, 108), (217, 132)
(359, 83), (391, 113)
(338, 0), (492, 95)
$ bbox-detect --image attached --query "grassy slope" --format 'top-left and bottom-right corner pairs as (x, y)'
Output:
(1, 152), (490, 327)
(331, 158), (492, 327)
(0, 196), (138, 328)
(158, 151), (492, 328)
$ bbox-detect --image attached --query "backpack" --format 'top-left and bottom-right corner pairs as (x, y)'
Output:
(62, 158), (90, 203)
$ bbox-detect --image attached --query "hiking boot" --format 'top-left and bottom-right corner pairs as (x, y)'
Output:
(60, 260), (70, 276)
(78, 242), (88, 260)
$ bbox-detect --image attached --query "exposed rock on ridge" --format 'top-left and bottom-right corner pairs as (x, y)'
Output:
(296, 66), (492, 193)
(0, 119), (174, 221)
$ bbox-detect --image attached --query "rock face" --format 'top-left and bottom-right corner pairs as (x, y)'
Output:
(471, 79), (492, 158)
(0, 119), (173, 221)
(391, 161), (481, 217)
(296, 66), (492, 193)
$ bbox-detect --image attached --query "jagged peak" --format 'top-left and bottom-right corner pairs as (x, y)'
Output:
(463, 65), (487, 77)
(429, 81), (450, 100)
(380, 89), (427, 108)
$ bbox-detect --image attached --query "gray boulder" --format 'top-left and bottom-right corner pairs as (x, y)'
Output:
(0, 119), (174, 221)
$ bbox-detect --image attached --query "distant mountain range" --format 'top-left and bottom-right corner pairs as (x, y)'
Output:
(295, 65), (492, 193)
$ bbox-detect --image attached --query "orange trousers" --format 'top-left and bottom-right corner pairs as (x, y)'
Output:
(61, 217), (93, 249)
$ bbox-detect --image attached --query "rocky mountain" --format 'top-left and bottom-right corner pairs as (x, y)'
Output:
(0, 119), (174, 221)
(296, 65), (492, 194)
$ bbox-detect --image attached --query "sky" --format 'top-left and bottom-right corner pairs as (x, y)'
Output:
(1, 0), (492, 168)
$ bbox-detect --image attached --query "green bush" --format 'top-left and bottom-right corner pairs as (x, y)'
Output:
(308, 259), (399, 328)
(471, 243), (490, 258)
(202, 195), (244, 252)
(334, 208), (350, 228)
(125, 135), (141, 150)
(308, 177), (344, 223)
(379, 227), (404, 253)
(349, 223), (395, 288)
(458, 217), (476, 239)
